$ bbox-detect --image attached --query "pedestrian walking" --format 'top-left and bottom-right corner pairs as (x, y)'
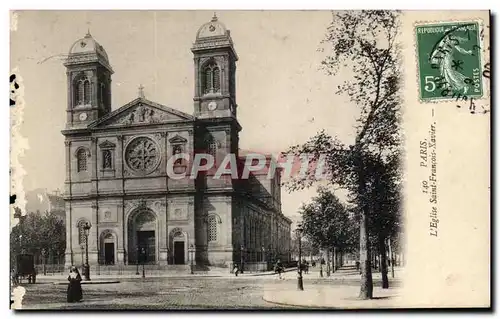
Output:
(274, 259), (284, 279)
(67, 266), (83, 303)
(233, 263), (240, 276)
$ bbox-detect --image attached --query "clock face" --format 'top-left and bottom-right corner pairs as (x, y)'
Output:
(207, 101), (217, 111)
(79, 112), (88, 121)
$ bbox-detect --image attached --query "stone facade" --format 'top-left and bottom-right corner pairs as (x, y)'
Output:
(62, 16), (292, 269)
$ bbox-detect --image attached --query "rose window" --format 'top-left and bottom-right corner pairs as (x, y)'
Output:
(125, 137), (160, 174)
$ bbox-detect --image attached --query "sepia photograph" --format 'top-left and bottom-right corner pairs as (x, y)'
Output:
(9, 9), (490, 310)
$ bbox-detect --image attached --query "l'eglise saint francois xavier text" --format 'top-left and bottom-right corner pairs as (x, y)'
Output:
(419, 122), (439, 237)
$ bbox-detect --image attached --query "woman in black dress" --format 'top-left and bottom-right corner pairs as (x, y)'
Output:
(67, 266), (83, 302)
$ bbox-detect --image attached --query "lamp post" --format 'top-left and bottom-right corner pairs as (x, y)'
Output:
(240, 245), (245, 274)
(135, 246), (140, 275)
(80, 244), (85, 267)
(296, 223), (304, 291)
(82, 222), (91, 281)
(141, 247), (146, 278)
(189, 244), (195, 275)
(41, 248), (47, 276)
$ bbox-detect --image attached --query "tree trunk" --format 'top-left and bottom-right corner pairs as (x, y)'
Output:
(332, 247), (336, 273)
(359, 206), (373, 299)
(379, 236), (389, 289)
(326, 249), (331, 276)
(388, 238), (395, 278)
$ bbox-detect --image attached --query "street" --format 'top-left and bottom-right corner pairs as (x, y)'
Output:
(15, 267), (402, 310)
(18, 276), (292, 310)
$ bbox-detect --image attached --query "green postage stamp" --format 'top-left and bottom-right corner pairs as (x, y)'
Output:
(415, 21), (483, 102)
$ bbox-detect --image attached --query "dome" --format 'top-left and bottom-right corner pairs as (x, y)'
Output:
(196, 14), (228, 39)
(68, 31), (109, 62)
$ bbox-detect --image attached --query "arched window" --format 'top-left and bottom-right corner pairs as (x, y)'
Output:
(74, 76), (92, 106)
(208, 141), (218, 157)
(77, 81), (85, 105)
(213, 67), (220, 92)
(208, 215), (217, 242)
(202, 62), (221, 94)
(77, 220), (88, 246)
(77, 148), (88, 172)
(84, 80), (91, 104)
(204, 67), (213, 94)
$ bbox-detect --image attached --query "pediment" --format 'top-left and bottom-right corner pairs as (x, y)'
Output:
(90, 98), (194, 128)
(169, 134), (188, 144)
(99, 140), (116, 148)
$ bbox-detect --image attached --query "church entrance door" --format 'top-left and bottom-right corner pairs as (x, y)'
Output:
(173, 241), (185, 264)
(137, 230), (156, 263)
(104, 243), (115, 265)
(128, 209), (157, 264)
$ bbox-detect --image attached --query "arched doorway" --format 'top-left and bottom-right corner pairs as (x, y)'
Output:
(101, 232), (116, 265)
(170, 228), (187, 265)
(128, 209), (157, 264)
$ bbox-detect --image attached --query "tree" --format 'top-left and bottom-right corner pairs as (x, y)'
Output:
(285, 10), (402, 299)
(10, 210), (66, 268)
(291, 235), (320, 258)
(363, 151), (402, 288)
(299, 187), (353, 256)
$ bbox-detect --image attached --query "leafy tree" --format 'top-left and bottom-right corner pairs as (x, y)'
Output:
(363, 151), (402, 288)
(285, 10), (402, 299)
(299, 187), (353, 267)
(10, 210), (66, 268)
(291, 235), (320, 258)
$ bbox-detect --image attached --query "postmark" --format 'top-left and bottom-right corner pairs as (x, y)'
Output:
(415, 21), (483, 102)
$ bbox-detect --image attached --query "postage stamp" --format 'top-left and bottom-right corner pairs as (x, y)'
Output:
(415, 21), (483, 102)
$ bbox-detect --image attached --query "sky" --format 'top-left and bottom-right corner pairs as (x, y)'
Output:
(10, 10), (359, 225)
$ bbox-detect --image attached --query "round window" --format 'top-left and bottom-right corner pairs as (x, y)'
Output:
(125, 137), (161, 174)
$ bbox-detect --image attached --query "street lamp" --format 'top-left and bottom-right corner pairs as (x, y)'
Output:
(136, 246), (140, 275)
(83, 222), (91, 281)
(189, 244), (195, 275)
(141, 247), (146, 278)
(240, 245), (245, 274)
(296, 223), (304, 291)
(41, 248), (47, 276)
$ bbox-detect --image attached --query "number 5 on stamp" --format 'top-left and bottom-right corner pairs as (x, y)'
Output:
(416, 21), (483, 101)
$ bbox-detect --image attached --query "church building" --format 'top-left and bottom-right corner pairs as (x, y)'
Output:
(61, 15), (292, 270)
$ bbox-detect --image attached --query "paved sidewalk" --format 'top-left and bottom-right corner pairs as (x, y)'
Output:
(261, 266), (405, 308)
(263, 284), (403, 309)
(32, 267), (296, 283)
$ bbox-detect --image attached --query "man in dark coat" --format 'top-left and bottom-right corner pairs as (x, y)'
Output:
(67, 266), (83, 302)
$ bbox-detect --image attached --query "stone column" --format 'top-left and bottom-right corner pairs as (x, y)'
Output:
(64, 140), (73, 268)
(158, 200), (168, 265)
(116, 204), (125, 265)
(64, 201), (73, 268)
(89, 204), (99, 265)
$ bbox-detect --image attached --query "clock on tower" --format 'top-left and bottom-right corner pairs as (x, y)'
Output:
(64, 31), (113, 128)
(192, 14), (238, 119)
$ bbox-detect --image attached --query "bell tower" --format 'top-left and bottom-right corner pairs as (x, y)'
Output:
(64, 31), (113, 128)
(192, 14), (238, 119)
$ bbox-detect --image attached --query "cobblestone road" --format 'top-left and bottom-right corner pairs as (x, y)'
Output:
(15, 267), (401, 310)
(17, 276), (295, 310)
